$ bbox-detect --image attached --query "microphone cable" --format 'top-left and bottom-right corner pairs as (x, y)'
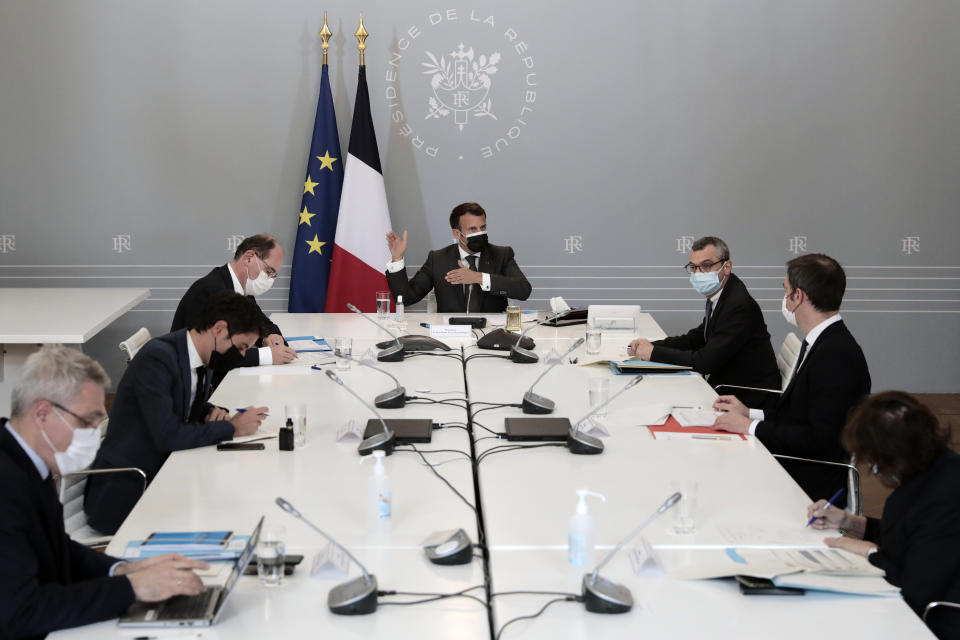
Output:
(494, 595), (582, 640)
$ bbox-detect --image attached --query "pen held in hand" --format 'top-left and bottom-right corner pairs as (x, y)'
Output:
(235, 408), (269, 417)
(807, 488), (845, 527)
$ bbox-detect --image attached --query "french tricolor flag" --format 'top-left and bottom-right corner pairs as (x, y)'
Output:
(324, 65), (392, 313)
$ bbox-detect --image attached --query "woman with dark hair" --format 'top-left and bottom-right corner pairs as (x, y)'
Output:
(807, 391), (960, 639)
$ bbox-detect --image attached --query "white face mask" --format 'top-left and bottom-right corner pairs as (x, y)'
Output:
(40, 409), (101, 475)
(245, 257), (274, 296)
(781, 293), (798, 327)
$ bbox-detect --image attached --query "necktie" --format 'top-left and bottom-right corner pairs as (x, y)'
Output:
(703, 298), (714, 340)
(790, 339), (809, 382)
(189, 366), (208, 423)
(465, 255), (478, 312)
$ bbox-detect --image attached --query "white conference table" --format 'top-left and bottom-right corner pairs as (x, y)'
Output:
(0, 287), (150, 416)
(51, 312), (933, 639)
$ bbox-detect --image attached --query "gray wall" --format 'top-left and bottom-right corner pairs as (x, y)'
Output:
(1, 0), (958, 392)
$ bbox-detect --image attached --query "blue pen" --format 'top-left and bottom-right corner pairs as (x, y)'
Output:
(806, 488), (845, 527)
(235, 408), (269, 416)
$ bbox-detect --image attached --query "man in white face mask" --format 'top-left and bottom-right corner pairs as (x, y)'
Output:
(171, 234), (296, 387)
(1, 346), (210, 637)
(712, 253), (872, 505)
(627, 236), (780, 396)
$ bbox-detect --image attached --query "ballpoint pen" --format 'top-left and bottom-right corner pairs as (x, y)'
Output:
(806, 488), (845, 527)
(235, 408), (269, 416)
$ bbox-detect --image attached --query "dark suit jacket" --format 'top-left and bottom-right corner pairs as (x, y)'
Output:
(650, 273), (781, 393)
(170, 264), (281, 378)
(0, 423), (135, 639)
(755, 320), (871, 503)
(385, 243), (531, 313)
(84, 330), (235, 534)
(865, 450), (960, 640)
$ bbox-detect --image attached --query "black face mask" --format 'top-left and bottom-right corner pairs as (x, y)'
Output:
(208, 347), (244, 372)
(464, 232), (488, 253)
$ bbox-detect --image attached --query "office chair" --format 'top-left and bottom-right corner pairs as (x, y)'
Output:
(119, 327), (151, 362)
(714, 332), (803, 397)
(57, 466), (146, 548)
(771, 454), (862, 515)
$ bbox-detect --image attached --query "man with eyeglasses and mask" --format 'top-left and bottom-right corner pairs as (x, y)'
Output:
(171, 233), (296, 387)
(85, 292), (268, 535)
(384, 202), (532, 313)
(712, 253), (872, 505)
(627, 236), (780, 397)
(1, 346), (211, 639)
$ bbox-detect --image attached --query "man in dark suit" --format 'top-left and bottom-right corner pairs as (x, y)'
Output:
(627, 236), (780, 395)
(384, 202), (532, 312)
(171, 234), (296, 386)
(713, 254), (871, 503)
(85, 292), (267, 535)
(1, 345), (208, 639)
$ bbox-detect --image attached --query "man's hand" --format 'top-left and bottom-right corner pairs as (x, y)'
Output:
(206, 406), (230, 422)
(627, 338), (654, 359)
(386, 230), (408, 262)
(713, 395), (749, 417)
(824, 536), (878, 558)
(445, 260), (483, 286)
(268, 342), (297, 365)
(121, 554), (209, 602)
(230, 406), (267, 436)
(712, 395), (752, 434)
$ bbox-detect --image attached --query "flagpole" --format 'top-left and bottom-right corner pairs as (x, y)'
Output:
(319, 12), (332, 66)
(355, 14), (368, 67)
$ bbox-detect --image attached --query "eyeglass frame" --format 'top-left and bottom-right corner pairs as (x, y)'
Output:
(254, 255), (279, 279)
(50, 401), (104, 430)
(683, 259), (728, 274)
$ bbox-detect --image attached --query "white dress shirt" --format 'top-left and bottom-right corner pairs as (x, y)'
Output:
(747, 313), (843, 434)
(386, 244), (492, 291)
(226, 263), (272, 365)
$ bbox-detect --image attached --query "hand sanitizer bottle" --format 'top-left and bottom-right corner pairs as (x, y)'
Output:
(568, 489), (606, 569)
(363, 450), (392, 533)
(394, 295), (405, 326)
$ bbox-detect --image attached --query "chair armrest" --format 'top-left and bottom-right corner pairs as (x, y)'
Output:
(771, 454), (861, 516)
(59, 467), (147, 496)
(923, 601), (960, 622)
(714, 384), (782, 395)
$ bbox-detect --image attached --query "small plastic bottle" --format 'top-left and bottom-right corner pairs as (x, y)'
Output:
(364, 450), (392, 532)
(394, 295), (405, 325)
(568, 489), (606, 569)
(279, 418), (295, 451)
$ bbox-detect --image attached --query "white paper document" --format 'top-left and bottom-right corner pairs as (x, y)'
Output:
(671, 408), (723, 427)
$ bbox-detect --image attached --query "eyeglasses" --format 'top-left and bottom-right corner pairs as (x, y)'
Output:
(683, 259), (726, 274)
(256, 257), (279, 279)
(51, 402), (103, 430)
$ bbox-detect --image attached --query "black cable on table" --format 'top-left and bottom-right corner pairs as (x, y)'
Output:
(398, 443), (476, 513)
(470, 403), (522, 421)
(463, 353), (511, 364)
(394, 445), (472, 461)
(494, 596), (581, 640)
(404, 351), (465, 363)
(491, 590), (581, 598)
(476, 443), (565, 465)
(377, 585), (488, 608)
(471, 419), (503, 437)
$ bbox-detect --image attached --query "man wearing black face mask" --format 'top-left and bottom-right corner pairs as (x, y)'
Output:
(384, 202), (532, 312)
(85, 292), (268, 534)
(171, 234), (295, 388)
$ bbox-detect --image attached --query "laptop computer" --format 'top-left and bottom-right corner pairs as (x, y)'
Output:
(119, 515), (264, 628)
(504, 417), (572, 441)
(364, 418), (433, 443)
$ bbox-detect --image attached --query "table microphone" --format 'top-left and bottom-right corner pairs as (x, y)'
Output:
(510, 309), (572, 364)
(337, 354), (407, 409)
(567, 375), (644, 455)
(521, 337), (585, 414)
(325, 369), (396, 456)
(275, 497), (379, 615)
(581, 492), (681, 613)
(346, 302), (404, 362)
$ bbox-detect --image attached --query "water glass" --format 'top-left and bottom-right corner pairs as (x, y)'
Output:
(335, 337), (352, 370)
(376, 291), (391, 319)
(585, 328), (602, 355)
(588, 377), (610, 416)
(284, 404), (307, 447)
(671, 480), (698, 535)
(256, 525), (286, 587)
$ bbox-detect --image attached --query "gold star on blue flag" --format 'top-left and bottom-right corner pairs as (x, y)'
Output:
(288, 63), (344, 312)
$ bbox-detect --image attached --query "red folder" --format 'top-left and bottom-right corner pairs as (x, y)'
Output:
(648, 416), (747, 440)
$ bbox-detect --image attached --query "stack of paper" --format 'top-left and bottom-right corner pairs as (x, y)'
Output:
(122, 531), (250, 560)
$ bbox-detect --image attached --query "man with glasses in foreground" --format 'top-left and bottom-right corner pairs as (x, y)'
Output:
(1, 345), (209, 638)
(85, 292), (268, 534)
(172, 233), (296, 387)
(628, 236), (780, 396)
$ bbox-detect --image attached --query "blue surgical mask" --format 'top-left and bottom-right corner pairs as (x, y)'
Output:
(689, 267), (725, 296)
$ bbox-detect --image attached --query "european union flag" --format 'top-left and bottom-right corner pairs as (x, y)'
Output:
(288, 63), (343, 312)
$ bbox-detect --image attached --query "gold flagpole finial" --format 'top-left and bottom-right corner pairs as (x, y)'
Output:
(318, 12), (332, 66)
(355, 14), (368, 66)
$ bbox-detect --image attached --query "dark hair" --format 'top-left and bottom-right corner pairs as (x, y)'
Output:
(193, 291), (265, 338)
(233, 234), (278, 260)
(449, 202), (487, 230)
(691, 236), (730, 261)
(786, 253), (845, 312)
(842, 391), (948, 483)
